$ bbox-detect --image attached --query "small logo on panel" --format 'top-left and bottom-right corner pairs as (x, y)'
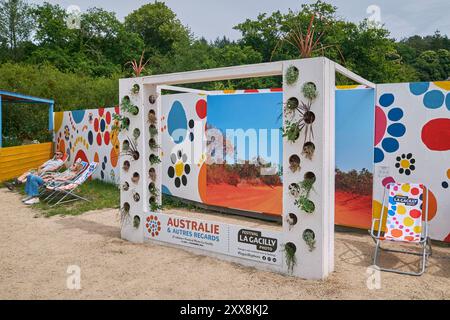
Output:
(393, 195), (418, 206)
(146, 215), (161, 237)
(237, 229), (278, 252)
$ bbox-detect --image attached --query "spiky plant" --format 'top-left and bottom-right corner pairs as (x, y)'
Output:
(121, 136), (139, 161)
(302, 82), (318, 100)
(149, 154), (161, 165)
(127, 50), (150, 77)
(149, 125), (158, 138)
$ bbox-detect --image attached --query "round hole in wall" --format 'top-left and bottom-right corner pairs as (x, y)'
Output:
(302, 142), (315, 160)
(149, 154), (160, 165)
(300, 199), (315, 214)
(149, 168), (156, 182)
(304, 111), (315, 124)
(133, 215), (140, 229)
(287, 213), (298, 226)
(289, 183), (300, 197)
(285, 65), (299, 85)
(122, 140), (130, 151)
(133, 192), (140, 202)
(289, 155), (301, 172)
(302, 82), (318, 100)
(149, 196), (156, 204)
(122, 182), (129, 191)
(304, 172), (316, 183)
(131, 106), (139, 116)
(123, 95), (131, 103)
(133, 128), (140, 139)
(123, 117), (130, 128)
(302, 229), (316, 251)
(286, 97), (299, 111)
(148, 110), (157, 124)
(122, 160), (130, 172)
(132, 150), (140, 161)
(149, 95), (156, 104)
(123, 202), (130, 213)
(131, 172), (140, 184)
(149, 124), (157, 136)
(149, 138), (158, 150)
(285, 242), (297, 253)
(132, 84), (140, 94)
(149, 182), (156, 193)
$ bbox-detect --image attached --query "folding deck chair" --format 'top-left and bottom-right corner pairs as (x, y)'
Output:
(43, 162), (98, 207)
(370, 182), (432, 276)
(38, 159), (88, 197)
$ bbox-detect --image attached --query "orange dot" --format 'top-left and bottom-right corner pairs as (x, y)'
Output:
(423, 189), (437, 221)
(404, 236), (415, 242)
(447, 169), (450, 179)
(391, 229), (403, 238)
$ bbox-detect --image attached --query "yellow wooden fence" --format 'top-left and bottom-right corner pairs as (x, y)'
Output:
(0, 142), (53, 182)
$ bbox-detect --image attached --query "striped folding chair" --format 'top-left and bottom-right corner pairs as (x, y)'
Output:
(44, 162), (98, 207)
(370, 182), (432, 276)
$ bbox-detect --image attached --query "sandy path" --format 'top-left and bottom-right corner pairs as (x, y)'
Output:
(0, 188), (449, 300)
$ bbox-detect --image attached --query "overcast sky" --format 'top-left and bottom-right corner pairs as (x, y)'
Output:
(29, 0), (450, 41)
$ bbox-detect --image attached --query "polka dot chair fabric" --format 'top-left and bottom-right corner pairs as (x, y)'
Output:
(384, 183), (425, 243)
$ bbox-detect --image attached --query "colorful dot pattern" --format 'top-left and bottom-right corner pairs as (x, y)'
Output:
(385, 183), (424, 242)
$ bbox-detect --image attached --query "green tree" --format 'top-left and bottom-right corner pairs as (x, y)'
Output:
(0, 0), (34, 60)
(124, 1), (190, 56)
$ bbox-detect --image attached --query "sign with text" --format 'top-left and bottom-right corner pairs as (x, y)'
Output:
(144, 213), (282, 266)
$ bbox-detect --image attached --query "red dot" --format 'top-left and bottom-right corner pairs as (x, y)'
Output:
(94, 118), (99, 132)
(99, 108), (105, 117)
(104, 131), (110, 145)
(114, 106), (120, 114)
(196, 99), (207, 119)
(106, 112), (111, 124)
(411, 187), (420, 196)
(421, 118), (450, 151)
(410, 209), (421, 219)
(96, 133), (102, 146)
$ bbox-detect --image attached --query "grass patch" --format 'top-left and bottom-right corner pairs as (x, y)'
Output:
(16, 179), (120, 217)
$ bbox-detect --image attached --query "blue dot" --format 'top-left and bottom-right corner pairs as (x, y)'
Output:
(388, 210), (395, 216)
(387, 123), (406, 137)
(443, 181), (449, 189)
(423, 90), (444, 109)
(446, 93), (450, 111)
(409, 82), (429, 95)
(100, 119), (106, 132)
(382, 138), (399, 153)
(374, 147), (384, 163)
(167, 101), (187, 144)
(379, 93), (395, 107)
(71, 110), (86, 124)
(88, 131), (93, 145)
(388, 108), (403, 121)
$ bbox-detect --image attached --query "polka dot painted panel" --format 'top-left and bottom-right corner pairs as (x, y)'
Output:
(385, 183), (424, 242)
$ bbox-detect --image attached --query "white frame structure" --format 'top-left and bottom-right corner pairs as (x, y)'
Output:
(119, 57), (374, 280)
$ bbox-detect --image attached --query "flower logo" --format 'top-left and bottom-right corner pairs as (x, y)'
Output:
(146, 215), (161, 237)
(168, 150), (191, 188)
(395, 153), (416, 175)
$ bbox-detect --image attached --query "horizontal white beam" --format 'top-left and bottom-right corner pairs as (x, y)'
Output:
(333, 62), (375, 88)
(141, 61), (283, 85)
(159, 85), (211, 95)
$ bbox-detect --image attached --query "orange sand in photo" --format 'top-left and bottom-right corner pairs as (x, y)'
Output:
(335, 190), (372, 229)
(206, 183), (282, 216)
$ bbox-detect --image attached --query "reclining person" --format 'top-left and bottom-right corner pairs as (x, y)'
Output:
(4, 151), (65, 191)
(22, 160), (85, 205)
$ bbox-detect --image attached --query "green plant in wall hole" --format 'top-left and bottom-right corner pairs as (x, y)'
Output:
(303, 230), (316, 252)
(285, 65), (299, 86)
(150, 201), (163, 212)
(294, 177), (316, 214)
(284, 243), (297, 275)
(112, 114), (130, 132)
(282, 120), (301, 143)
(149, 154), (161, 165)
(119, 204), (131, 226)
(121, 96), (139, 116)
(302, 82), (318, 100)
(149, 125), (158, 138)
